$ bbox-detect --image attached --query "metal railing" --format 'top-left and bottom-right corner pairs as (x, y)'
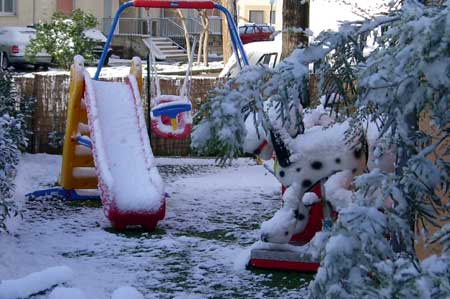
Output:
(101, 17), (222, 37)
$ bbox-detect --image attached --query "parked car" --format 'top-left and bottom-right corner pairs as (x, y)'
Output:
(83, 28), (113, 66)
(0, 26), (51, 70)
(239, 24), (275, 44)
(219, 33), (282, 78)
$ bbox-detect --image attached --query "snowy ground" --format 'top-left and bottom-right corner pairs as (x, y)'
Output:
(0, 154), (311, 298)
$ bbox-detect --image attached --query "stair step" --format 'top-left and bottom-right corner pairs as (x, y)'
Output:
(73, 167), (97, 178)
(154, 42), (175, 47)
(151, 37), (171, 41)
(75, 145), (92, 156)
(158, 45), (180, 50)
(166, 54), (187, 59)
(78, 123), (90, 134)
(161, 49), (186, 54)
(147, 36), (187, 61)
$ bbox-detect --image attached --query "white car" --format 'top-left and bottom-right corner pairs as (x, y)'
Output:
(219, 33), (282, 78)
(0, 26), (51, 70)
(83, 28), (113, 66)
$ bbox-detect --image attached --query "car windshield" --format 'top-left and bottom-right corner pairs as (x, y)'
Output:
(261, 27), (272, 33)
(246, 27), (255, 33)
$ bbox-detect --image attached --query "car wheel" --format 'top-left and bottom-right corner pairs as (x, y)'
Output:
(34, 64), (49, 71)
(1, 53), (9, 70)
(103, 52), (112, 66)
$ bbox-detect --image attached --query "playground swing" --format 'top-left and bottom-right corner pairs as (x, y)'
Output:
(147, 17), (197, 140)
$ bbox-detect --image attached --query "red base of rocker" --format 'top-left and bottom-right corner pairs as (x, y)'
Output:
(249, 258), (319, 273)
(290, 183), (324, 245)
(248, 182), (327, 273)
(108, 198), (166, 231)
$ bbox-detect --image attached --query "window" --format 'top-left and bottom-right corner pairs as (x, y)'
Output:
(245, 26), (255, 34)
(249, 10), (264, 24)
(270, 11), (276, 24)
(56, 0), (73, 16)
(0, 0), (15, 16)
(257, 53), (278, 68)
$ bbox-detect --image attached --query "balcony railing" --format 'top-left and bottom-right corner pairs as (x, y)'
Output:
(101, 16), (222, 37)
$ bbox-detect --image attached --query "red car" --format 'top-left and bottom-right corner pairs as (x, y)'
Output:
(239, 24), (275, 44)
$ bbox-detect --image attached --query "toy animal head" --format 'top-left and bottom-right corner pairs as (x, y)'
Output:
(260, 183), (311, 243)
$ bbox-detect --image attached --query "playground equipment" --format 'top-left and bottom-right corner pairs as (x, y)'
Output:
(27, 0), (248, 232)
(148, 38), (196, 139)
(58, 55), (166, 231)
(248, 179), (331, 272)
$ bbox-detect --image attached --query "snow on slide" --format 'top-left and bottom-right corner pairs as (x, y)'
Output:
(83, 70), (165, 230)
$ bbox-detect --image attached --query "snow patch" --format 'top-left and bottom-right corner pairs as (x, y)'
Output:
(0, 266), (74, 299)
(111, 286), (144, 299)
(48, 287), (87, 299)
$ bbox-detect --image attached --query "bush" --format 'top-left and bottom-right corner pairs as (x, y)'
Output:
(26, 9), (97, 69)
(0, 71), (35, 232)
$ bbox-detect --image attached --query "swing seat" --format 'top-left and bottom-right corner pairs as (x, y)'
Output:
(151, 95), (193, 139)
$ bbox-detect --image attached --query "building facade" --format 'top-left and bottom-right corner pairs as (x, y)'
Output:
(236, 0), (283, 30)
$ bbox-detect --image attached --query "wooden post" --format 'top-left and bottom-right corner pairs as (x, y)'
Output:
(281, 0), (310, 59)
(220, 0), (236, 64)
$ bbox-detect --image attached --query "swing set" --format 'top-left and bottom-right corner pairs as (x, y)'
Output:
(98, 1), (249, 140)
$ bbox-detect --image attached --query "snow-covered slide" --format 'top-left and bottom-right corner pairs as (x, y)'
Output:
(83, 58), (165, 230)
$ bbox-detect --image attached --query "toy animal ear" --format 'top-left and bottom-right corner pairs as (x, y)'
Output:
(270, 130), (291, 167)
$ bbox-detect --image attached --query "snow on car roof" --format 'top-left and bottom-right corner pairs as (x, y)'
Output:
(83, 29), (107, 42)
(219, 34), (282, 78)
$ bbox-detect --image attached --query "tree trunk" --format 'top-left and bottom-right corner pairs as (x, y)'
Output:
(197, 32), (204, 64)
(177, 9), (191, 62)
(197, 10), (209, 65)
(281, 0), (310, 59)
(202, 12), (209, 66)
(220, 0), (236, 64)
(197, 11), (204, 64)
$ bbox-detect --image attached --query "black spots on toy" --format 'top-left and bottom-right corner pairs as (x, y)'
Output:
(335, 158), (341, 164)
(279, 170), (285, 177)
(294, 209), (305, 221)
(311, 161), (323, 170)
(261, 233), (269, 242)
(354, 148), (363, 159)
(270, 130), (291, 167)
(302, 179), (312, 189)
(296, 168), (301, 172)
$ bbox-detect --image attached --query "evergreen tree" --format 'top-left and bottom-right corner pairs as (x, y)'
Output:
(0, 71), (34, 232)
(193, 0), (450, 296)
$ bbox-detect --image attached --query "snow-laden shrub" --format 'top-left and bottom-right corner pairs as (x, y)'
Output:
(194, 0), (450, 296)
(26, 9), (97, 69)
(0, 71), (34, 232)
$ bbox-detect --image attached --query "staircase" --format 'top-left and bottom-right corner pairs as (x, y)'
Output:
(143, 37), (188, 61)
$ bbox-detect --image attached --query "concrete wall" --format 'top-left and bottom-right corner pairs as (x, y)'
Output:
(74, 0), (103, 18)
(0, 0), (56, 27)
(237, 0), (283, 30)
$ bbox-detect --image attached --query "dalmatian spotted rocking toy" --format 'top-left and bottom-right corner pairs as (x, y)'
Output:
(244, 102), (394, 246)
